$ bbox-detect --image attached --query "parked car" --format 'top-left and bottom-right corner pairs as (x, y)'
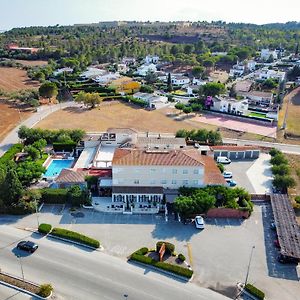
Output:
(195, 216), (205, 229)
(277, 254), (299, 264)
(17, 241), (38, 253)
(217, 156), (231, 164)
(223, 171), (233, 178)
(226, 179), (237, 187)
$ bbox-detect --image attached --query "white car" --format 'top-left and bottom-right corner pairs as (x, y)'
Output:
(223, 171), (233, 178)
(217, 156), (231, 164)
(195, 216), (205, 229)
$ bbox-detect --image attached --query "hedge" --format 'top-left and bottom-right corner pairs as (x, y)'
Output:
(52, 142), (77, 152)
(130, 253), (193, 278)
(38, 223), (52, 234)
(0, 144), (23, 165)
(134, 247), (149, 255)
(178, 253), (186, 262)
(156, 241), (175, 254)
(245, 284), (265, 300)
(41, 188), (68, 204)
(51, 227), (100, 248)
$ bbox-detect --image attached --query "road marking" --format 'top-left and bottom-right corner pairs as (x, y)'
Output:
(187, 242), (193, 268)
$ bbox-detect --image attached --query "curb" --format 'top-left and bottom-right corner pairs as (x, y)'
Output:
(0, 279), (52, 299)
(17, 227), (104, 251)
(128, 259), (192, 282)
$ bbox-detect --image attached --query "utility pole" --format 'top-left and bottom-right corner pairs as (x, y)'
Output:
(17, 255), (25, 282)
(245, 245), (255, 286)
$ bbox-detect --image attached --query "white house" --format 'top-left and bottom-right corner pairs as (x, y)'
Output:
(80, 67), (106, 79)
(145, 55), (159, 64)
(212, 96), (249, 116)
(136, 63), (157, 76)
(192, 78), (206, 86)
(260, 49), (278, 61)
(133, 92), (168, 109)
(53, 67), (73, 76)
(122, 57), (136, 66)
(229, 64), (245, 77)
(94, 72), (121, 85)
(246, 60), (256, 71)
(238, 91), (274, 107)
(256, 68), (286, 82)
(117, 64), (129, 73)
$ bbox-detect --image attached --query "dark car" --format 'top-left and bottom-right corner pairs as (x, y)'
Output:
(277, 254), (298, 264)
(274, 239), (280, 249)
(17, 241), (38, 253)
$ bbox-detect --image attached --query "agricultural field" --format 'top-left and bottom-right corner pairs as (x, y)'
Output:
(0, 101), (31, 141)
(14, 60), (48, 67)
(0, 67), (39, 92)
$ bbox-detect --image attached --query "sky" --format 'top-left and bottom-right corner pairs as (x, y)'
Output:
(0, 0), (300, 30)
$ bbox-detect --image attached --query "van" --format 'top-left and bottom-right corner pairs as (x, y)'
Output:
(217, 156), (231, 164)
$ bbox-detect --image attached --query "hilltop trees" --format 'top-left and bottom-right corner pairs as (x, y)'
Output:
(201, 82), (226, 97)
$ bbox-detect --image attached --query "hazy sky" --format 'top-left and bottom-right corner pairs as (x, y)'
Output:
(1, 0), (299, 30)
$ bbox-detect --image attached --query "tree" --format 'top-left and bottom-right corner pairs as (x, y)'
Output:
(39, 82), (58, 102)
(273, 175), (296, 192)
(2, 166), (23, 206)
(272, 164), (290, 176)
(67, 185), (90, 207)
(167, 73), (173, 92)
(262, 78), (278, 89)
(270, 153), (288, 165)
(16, 161), (46, 186)
(192, 66), (204, 78)
(175, 102), (185, 112)
(75, 91), (102, 108)
(24, 145), (40, 161)
(144, 70), (157, 84)
(207, 130), (222, 145)
(202, 82), (225, 97)
(32, 139), (47, 157)
(183, 106), (192, 114)
(140, 85), (154, 93)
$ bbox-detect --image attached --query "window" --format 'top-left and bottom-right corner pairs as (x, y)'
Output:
(183, 169), (188, 174)
(150, 180), (156, 184)
(172, 169), (177, 174)
(182, 180), (188, 186)
(172, 180), (177, 185)
(193, 169), (199, 174)
(134, 179), (139, 184)
(161, 180), (167, 184)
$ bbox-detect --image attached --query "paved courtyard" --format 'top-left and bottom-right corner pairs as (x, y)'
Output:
(2, 201), (299, 300)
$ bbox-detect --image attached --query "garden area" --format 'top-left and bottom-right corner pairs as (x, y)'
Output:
(174, 186), (253, 219)
(129, 241), (193, 279)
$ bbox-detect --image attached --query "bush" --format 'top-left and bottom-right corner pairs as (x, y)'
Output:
(295, 196), (300, 204)
(37, 284), (53, 298)
(130, 253), (193, 278)
(38, 223), (52, 234)
(156, 241), (175, 254)
(0, 144), (23, 165)
(270, 153), (288, 165)
(269, 148), (281, 157)
(217, 163), (224, 173)
(134, 247), (149, 255)
(245, 283), (265, 300)
(41, 188), (68, 204)
(178, 253), (186, 262)
(51, 227), (100, 248)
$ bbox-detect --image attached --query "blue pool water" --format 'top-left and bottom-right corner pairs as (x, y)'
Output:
(44, 159), (74, 177)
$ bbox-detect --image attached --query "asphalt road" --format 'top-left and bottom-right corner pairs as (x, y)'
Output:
(0, 226), (229, 300)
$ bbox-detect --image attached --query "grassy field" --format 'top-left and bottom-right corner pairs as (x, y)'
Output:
(0, 67), (39, 92)
(0, 101), (32, 141)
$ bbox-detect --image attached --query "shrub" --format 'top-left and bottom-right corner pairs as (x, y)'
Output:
(295, 196), (300, 204)
(156, 241), (175, 254)
(269, 148), (281, 157)
(245, 283), (265, 300)
(37, 284), (53, 298)
(270, 153), (288, 165)
(0, 144), (23, 165)
(130, 253), (193, 278)
(41, 188), (68, 204)
(178, 253), (186, 262)
(134, 247), (149, 255)
(217, 163), (225, 173)
(51, 227), (100, 248)
(38, 223), (52, 234)
(52, 141), (77, 152)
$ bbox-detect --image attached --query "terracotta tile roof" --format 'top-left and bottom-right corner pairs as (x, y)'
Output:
(210, 145), (259, 152)
(112, 186), (164, 194)
(201, 156), (227, 186)
(55, 169), (87, 183)
(112, 148), (205, 166)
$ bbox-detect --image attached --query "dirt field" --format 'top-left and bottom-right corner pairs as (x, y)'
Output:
(0, 67), (40, 92)
(278, 86), (300, 137)
(0, 101), (32, 141)
(14, 60), (48, 67)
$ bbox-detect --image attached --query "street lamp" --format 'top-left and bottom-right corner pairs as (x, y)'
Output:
(245, 245), (255, 286)
(17, 255), (25, 282)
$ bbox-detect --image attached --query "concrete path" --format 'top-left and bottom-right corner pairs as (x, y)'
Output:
(0, 101), (79, 157)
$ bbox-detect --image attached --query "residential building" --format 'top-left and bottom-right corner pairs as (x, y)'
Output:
(54, 169), (87, 189)
(117, 64), (129, 73)
(135, 136), (186, 150)
(53, 67), (73, 76)
(212, 96), (249, 115)
(256, 68), (286, 82)
(234, 80), (253, 93)
(111, 148), (225, 204)
(145, 55), (159, 64)
(80, 67), (106, 79)
(94, 72), (121, 85)
(133, 92), (168, 109)
(229, 63), (245, 77)
(210, 146), (260, 160)
(238, 91), (274, 107)
(260, 49), (278, 61)
(136, 63), (157, 76)
(192, 78), (206, 86)
(246, 60), (256, 71)
(121, 57), (136, 66)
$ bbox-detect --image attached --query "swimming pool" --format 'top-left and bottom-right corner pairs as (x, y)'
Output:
(44, 159), (74, 178)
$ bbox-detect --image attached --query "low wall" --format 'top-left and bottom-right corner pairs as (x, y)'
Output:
(250, 194), (271, 201)
(206, 208), (249, 219)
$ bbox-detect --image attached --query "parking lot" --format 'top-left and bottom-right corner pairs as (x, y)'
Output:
(5, 200), (299, 300)
(224, 153), (273, 194)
